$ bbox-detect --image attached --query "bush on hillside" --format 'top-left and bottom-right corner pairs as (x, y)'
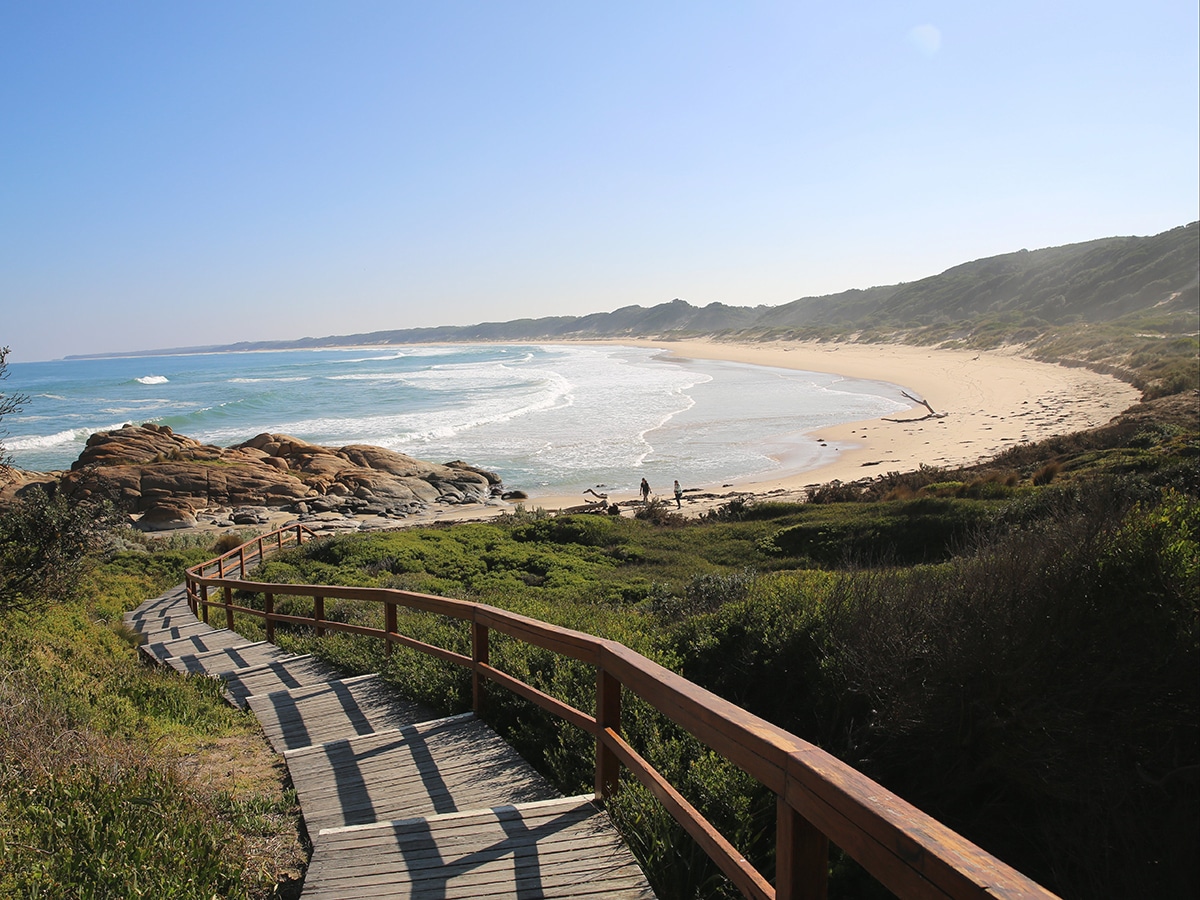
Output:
(673, 482), (1198, 899)
(0, 484), (120, 613)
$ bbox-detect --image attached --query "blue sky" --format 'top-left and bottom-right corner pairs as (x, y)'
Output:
(2, 2), (1197, 362)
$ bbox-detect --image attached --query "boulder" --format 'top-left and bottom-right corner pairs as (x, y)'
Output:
(445, 460), (503, 486)
(137, 501), (198, 531)
(21, 424), (513, 523)
(231, 507), (271, 526)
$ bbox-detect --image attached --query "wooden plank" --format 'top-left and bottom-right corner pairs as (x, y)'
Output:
(126, 606), (197, 627)
(223, 656), (343, 708)
(302, 797), (656, 899)
(477, 664), (596, 735)
(140, 628), (252, 662)
(475, 607), (603, 665)
(317, 802), (621, 855)
(312, 824), (629, 875)
(283, 714), (560, 835)
(596, 668), (622, 798)
(189, 579), (478, 621)
(306, 813), (648, 896)
(163, 641), (293, 677)
(246, 674), (440, 753)
(124, 584), (189, 616)
(288, 738), (558, 834)
(126, 600), (199, 622)
(123, 599), (191, 625)
(777, 794), (828, 900)
(309, 857), (651, 898)
(129, 619), (211, 642)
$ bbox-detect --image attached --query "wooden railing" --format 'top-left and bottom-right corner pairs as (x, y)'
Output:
(185, 526), (1059, 900)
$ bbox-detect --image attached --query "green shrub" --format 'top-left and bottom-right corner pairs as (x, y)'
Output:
(0, 486), (120, 613)
(512, 513), (628, 547)
(759, 498), (994, 565)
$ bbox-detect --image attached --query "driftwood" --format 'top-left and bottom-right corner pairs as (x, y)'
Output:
(882, 390), (948, 423)
(583, 488), (609, 503)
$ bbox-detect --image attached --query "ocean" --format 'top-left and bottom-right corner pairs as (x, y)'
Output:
(3, 344), (907, 498)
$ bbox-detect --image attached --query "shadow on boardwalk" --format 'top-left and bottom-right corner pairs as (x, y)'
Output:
(125, 584), (656, 899)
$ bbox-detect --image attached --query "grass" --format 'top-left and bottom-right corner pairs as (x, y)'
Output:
(0, 538), (307, 900)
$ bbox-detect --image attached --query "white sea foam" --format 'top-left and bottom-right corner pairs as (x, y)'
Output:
(136, 375), (169, 385)
(343, 352), (408, 362)
(228, 376), (310, 383)
(6, 424), (126, 452)
(324, 373), (417, 383)
(99, 399), (176, 414)
(280, 368), (574, 447)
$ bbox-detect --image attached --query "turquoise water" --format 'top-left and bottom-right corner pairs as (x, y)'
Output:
(3, 344), (906, 497)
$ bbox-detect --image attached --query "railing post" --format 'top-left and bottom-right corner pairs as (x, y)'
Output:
(314, 596), (325, 638)
(385, 602), (397, 659)
(595, 665), (622, 800)
(223, 584), (234, 631)
(265, 592), (275, 644)
(199, 583), (209, 624)
(776, 795), (828, 900)
(239, 546), (246, 578)
(218, 557), (225, 578)
(472, 618), (489, 714)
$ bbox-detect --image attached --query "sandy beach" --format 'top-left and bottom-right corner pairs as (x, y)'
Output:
(519, 338), (1142, 512)
(133, 338), (1142, 536)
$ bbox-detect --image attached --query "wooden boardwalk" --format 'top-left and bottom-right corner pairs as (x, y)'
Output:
(125, 586), (656, 899)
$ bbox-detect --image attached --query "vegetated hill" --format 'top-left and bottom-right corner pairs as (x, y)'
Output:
(72, 223), (1199, 395)
(769, 221), (1199, 327)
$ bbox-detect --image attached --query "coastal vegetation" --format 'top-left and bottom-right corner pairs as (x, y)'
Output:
(0, 346), (27, 478)
(206, 395), (1197, 899)
(0, 427), (1195, 897)
(0, 390), (1196, 899)
(0, 533), (307, 898)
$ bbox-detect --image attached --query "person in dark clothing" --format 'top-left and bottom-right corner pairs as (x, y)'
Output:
(640, 477), (651, 503)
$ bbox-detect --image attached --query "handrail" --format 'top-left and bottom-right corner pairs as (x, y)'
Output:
(185, 525), (1059, 900)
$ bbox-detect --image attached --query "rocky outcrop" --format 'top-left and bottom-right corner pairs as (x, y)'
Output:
(59, 423), (504, 530)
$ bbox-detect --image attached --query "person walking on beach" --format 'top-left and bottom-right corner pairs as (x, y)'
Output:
(640, 478), (651, 504)
(673, 480), (683, 508)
